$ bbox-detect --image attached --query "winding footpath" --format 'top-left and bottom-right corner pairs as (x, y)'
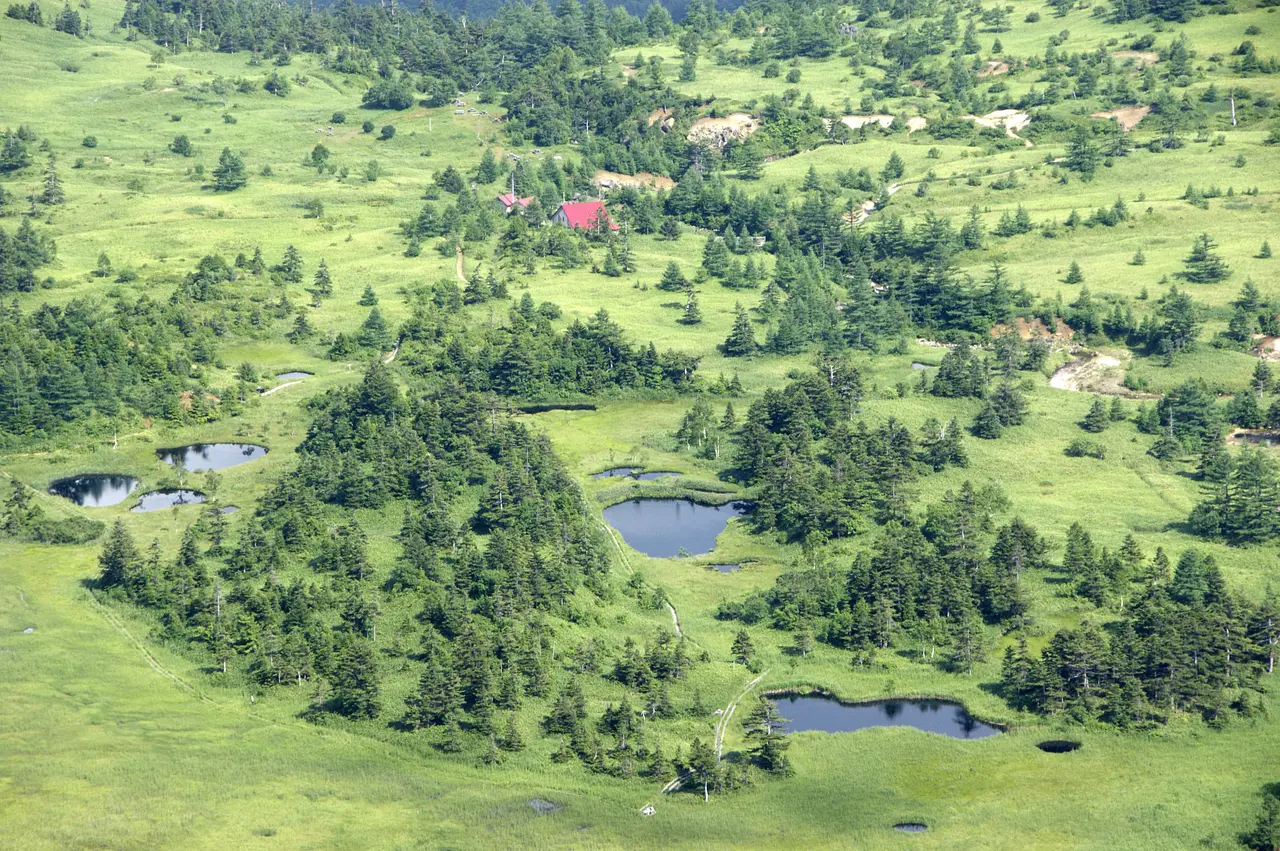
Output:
(260, 379), (303, 397)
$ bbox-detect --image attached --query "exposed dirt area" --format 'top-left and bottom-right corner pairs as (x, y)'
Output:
(992, 317), (1075, 346)
(1254, 335), (1280, 360)
(1050, 352), (1156, 397)
(842, 184), (901, 227)
(906, 116), (928, 134)
(978, 61), (1010, 77)
(622, 65), (638, 78)
(965, 109), (1032, 146)
(593, 169), (676, 191)
(687, 113), (759, 148)
(1113, 50), (1159, 65)
(1091, 105), (1150, 132)
(646, 107), (674, 131)
(840, 114), (895, 130)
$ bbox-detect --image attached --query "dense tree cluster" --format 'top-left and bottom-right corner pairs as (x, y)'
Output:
(1001, 548), (1276, 726)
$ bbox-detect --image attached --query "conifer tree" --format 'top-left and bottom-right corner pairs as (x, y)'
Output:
(212, 147), (247, 191)
(720, 302), (756, 356)
(1081, 397), (1109, 433)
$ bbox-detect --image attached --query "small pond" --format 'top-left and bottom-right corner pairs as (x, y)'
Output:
(602, 498), (750, 558)
(592, 467), (682, 481)
(131, 489), (207, 512)
(219, 504), (240, 514)
(894, 823), (928, 833)
(157, 443), (268, 471)
(1037, 740), (1081, 754)
(276, 371), (312, 381)
(911, 362), (933, 370)
(48, 474), (140, 507)
(593, 467), (641, 479)
(708, 563), (742, 573)
(773, 694), (1001, 739)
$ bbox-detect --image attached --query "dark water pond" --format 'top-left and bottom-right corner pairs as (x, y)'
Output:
(894, 823), (928, 833)
(911, 362), (933, 370)
(774, 695), (1002, 739)
(49, 474), (139, 507)
(157, 443), (268, 471)
(708, 563), (742, 573)
(593, 467), (641, 478)
(131, 489), (207, 512)
(592, 467), (682, 481)
(276, 371), (312, 381)
(1037, 739), (1081, 753)
(602, 498), (750, 558)
(219, 504), (240, 514)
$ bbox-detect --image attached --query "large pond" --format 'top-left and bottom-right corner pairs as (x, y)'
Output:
(131, 489), (207, 512)
(773, 694), (1001, 740)
(48, 474), (139, 507)
(157, 443), (268, 471)
(602, 498), (750, 558)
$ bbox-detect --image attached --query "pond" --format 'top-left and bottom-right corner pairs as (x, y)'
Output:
(602, 498), (750, 558)
(911, 362), (933, 370)
(634, 470), (681, 480)
(157, 443), (269, 471)
(593, 467), (641, 479)
(131, 489), (207, 512)
(276, 371), (312, 381)
(48, 474), (140, 507)
(773, 694), (1001, 739)
(708, 563), (742, 573)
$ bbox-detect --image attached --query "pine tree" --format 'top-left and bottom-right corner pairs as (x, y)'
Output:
(687, 737), (718, 801)
(312, 259), (333, 297)
(658, 261), (687, 292)
(212, 147), (247, 191)
(40, 155), (64, 205)
(1182, 233), (1231, 283)
(97, 520), (141, 596)
(1081, 397), (1109, 433)
(330, 639), (381, 719)
(679, 288), (702, 325)
(499, 712), (524, 751)
(971, 400), (1003, 439)
(1064, 261), (1085, 285)
(359, 284), (378, 305)
(660, 217), (681, 241)
(730, 629), (755, 666)
(1259, 240), (1273, 260)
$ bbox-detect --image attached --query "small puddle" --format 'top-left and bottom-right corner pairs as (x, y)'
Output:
(708, 563), (742, 573)
(48, 474), (140, 507)
(602, 498), (750, 558)
(911, 362), (932, 370)
(157, 443), (268, 471)
(1037, 740), (1081, 753)
(219, 504), (240, 514)
(131, 489), (207, 512)
(774, 694), (1001, 739)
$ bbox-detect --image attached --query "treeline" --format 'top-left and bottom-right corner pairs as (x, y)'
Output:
(1001, 546), (1277, 727)
(403, 298), (700, 399)
(718, 481), (1033, 674)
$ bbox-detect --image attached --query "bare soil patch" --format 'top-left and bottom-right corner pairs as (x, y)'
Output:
(992, 317), (1074, 346)
(978, 61), (1010, 77)
(1091, 105), (1150, 132)
(906, 116), (928, 134)
(964, 109), (1032, 146)
(687, 113), (759, 148)
(593, 169), (676, 191)
(647, 107), (674, 131)
(1050, 352), (1155, 397)
(840, 114), (894, 130)
(1113, 50), (1159, 65)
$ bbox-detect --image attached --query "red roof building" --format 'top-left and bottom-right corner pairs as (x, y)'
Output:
(550, 200), (619, 231)
(495, 193), (534, 214)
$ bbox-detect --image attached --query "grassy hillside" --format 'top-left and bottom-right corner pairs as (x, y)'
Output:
(3, 0), (1280, 847)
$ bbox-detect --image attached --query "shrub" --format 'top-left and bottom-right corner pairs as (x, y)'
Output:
(379, 125), (396, 141)
(81, 135), (97, 148)
(1064, 439), (1106, 459)
(331, 111), (346, 124)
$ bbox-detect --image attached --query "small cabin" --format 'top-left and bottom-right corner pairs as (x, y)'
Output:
(495, 193), (534, 215)
(551, 200), (619, 231)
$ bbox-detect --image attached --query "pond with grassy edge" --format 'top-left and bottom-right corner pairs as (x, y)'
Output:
(601, 498), (751, 557)
(48, 474), (139, 507)
(156, 443), (269, 472)
(771, 693), (1002, 739)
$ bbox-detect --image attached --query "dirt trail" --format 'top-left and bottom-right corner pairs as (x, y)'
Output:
(455, 246), (467, 283)
(260, 380), (302, 397)
(714, 671), (767, 760)
(87, 591), (212, 702)
(844, 183), (901, 227)
(382, 342), (399, 364)
(1091, 105), (1150, 132)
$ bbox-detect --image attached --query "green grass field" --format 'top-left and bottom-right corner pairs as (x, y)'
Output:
(3, 0), (1280, 847)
